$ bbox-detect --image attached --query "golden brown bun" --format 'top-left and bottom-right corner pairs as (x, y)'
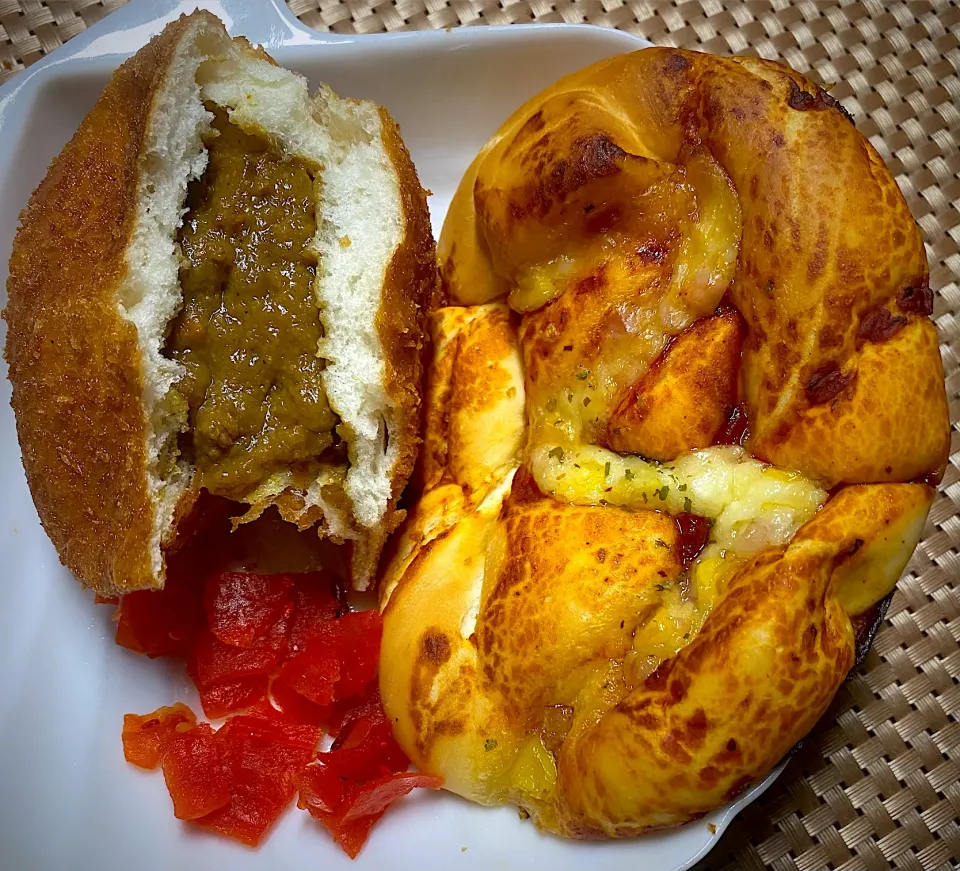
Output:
(380, 47), (948, 838)
(439, 48), (949, 487)
(4, 15), (199, 593)
(4, 12), (436, 595)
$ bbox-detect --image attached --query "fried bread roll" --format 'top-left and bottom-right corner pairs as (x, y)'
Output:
(5, 12), (436, 594)
(379, 48), (949, 837)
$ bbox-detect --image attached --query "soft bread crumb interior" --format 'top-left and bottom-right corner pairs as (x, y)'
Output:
(118, 18), (406, 588)
(117, 19), (228, 580)
(311, 86), (403, 533)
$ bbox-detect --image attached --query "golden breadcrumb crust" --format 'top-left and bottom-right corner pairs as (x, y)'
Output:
(3, 14), (209, 595)
(374, 107), (438, 533)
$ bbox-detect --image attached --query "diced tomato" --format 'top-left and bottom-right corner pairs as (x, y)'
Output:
(320, 716), (409, 781)
(339, 772), (444, 823)
(194, 716), (318, 847)
(675, 512), (710, 567)
(278, 610), (381, 708)
(298, 764), (378, 858)
(159, 722), (231, 821)
(270, 676), (331, 727)
(191, 604), (292, 688)
(297, 761), (344, 814)
(322, 813), (383, 860)
(298, 763), (382, 859)
(323, 610), (382, 699)
(228, 707), (323, 752)
(115, 570), (205, 658)
(297, 764), (442, 858)
(288, 572), (340, 655)
(276, 648), (340, 707)
(195, 675), (268, 720)
(326, 682), (388, 738)
(204, 572), (294, 649)
(122, 704), (196, 770)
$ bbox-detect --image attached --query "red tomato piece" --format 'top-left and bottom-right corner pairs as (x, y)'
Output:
(122, 704), (197, 770)
(298, 765), (442, 857)
(195, 675), (268, 720)
(339, 772), (444, 823)
(229, 707), (323, 752)
(276, 647), (340, 707)
(323, 813), (383, 860)
(324, 610), (382, 699)
(115, 570), (205, 658)
(298, 764), (381, 859)
(194, 718), (318, 847)
(191, 603), (292, 688)
(321, 717), (409, 781)
(270, 676), (331, 728)
(326, 682), (388, 738)
(297, 761), (344, 814)
(288, 572), (340, 655)
(159, 722), (231, 821)
(675, 512), (710, 567)
(204, 572), (294, 649)
(279, 610), (381, 708)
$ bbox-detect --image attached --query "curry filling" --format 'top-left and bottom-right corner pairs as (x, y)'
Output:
(164, 107), (337, 500)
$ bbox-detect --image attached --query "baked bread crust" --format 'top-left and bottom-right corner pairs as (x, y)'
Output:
(375, 107), (437, 529)
(4, 16), (199, 593)
(379, 48), (950, 837)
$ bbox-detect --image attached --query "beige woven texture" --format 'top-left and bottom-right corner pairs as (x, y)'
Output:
(2, 1), (958, 869)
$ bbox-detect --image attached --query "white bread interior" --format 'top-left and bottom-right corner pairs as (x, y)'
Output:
(117, 16), (406, 589)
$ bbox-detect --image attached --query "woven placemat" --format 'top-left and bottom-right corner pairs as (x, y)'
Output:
(2, 1), (958, 869)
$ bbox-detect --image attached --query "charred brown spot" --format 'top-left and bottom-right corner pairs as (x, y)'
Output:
(669, 678), (688, 704)
(552, 134), (628, 196)
(664, 52), (690, 74)
(584, 205), (623, 236)
(687, 708), (708, 742)
(857, 307), (907, 344)
(421, 630), (451, 665)
(573, 270), (607, 298)
(661, 732), (692, 764)
(644, 660), (674, 692)
(637, 239), (668, 265)
(786, 78), (849, 120)
(805, 363), (855, 405)
(898, 283), (934, 316)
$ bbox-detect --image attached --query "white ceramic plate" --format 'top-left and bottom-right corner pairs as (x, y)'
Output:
(0, 2), (783, 869)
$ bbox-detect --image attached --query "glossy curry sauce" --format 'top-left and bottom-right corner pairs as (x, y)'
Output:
(165, 107), (336, 499)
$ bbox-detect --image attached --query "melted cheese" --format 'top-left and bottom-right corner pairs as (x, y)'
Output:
(531, 442), (828, 640)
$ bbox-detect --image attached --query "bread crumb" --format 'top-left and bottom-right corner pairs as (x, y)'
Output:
(339, 236), (351, 248)
(708, 823), (717, 834)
